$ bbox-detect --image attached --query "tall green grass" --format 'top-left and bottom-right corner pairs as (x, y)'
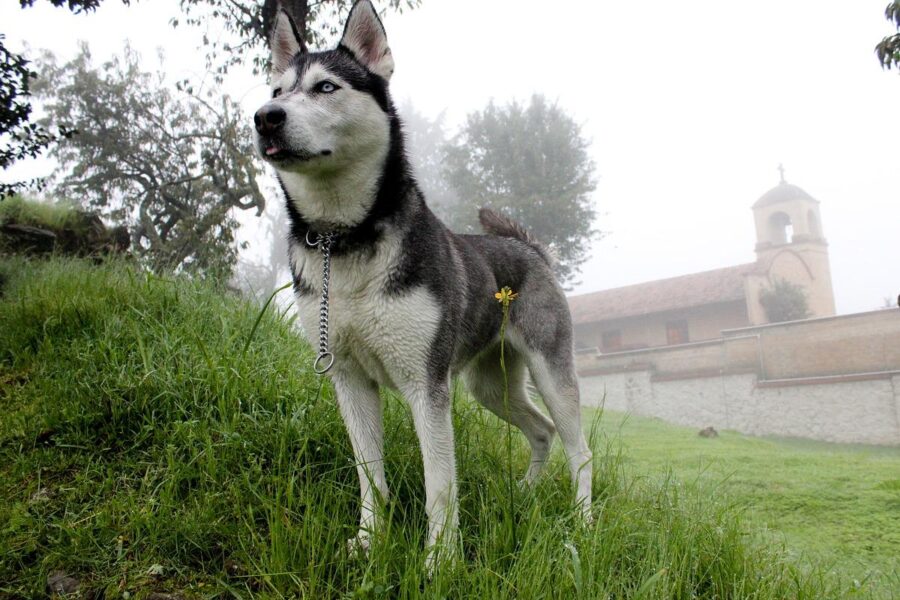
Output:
(0, 258), (870, 598)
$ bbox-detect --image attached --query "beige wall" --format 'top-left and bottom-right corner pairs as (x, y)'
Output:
(576, 308), (900, 445)
(574, 301), (749, 352)
(579, 308), (899, 379)
(725, 309), (900, 379)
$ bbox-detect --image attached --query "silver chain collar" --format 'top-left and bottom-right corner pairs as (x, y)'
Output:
(306, 230), (336, 374)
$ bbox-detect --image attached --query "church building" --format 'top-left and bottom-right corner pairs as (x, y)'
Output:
(568, 171), (837, 352)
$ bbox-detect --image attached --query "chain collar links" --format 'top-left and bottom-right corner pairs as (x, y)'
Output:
(306, 230), (336, 374)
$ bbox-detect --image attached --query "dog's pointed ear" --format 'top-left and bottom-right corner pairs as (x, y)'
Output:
(339, 0), (394, 81)
(271, 8), (306, 75)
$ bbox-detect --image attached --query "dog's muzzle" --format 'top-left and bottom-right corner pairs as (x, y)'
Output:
(254, 104), (286, 136)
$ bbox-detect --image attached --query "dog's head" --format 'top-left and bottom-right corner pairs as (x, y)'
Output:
(254, 0), (394, 177)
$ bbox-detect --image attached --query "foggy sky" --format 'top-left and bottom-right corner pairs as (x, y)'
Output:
(3, 0), (899, 313)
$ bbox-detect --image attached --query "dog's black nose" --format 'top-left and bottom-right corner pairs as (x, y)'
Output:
(254, 105), (286, 134)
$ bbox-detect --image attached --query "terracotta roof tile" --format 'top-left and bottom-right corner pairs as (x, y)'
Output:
(568, 263), (757, 324)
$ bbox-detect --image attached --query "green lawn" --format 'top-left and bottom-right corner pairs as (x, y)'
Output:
(0, 257), (894, 598)
(593, 409), (900, 588)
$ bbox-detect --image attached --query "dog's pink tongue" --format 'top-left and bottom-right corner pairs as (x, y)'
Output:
(266, 146), (280, 156)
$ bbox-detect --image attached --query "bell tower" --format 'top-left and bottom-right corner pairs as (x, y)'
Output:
(746, 166), (836, 323)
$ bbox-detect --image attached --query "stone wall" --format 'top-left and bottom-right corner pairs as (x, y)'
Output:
(577, 308), (900, 445)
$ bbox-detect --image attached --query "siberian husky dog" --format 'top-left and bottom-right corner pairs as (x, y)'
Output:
(254, 0), (592, 566)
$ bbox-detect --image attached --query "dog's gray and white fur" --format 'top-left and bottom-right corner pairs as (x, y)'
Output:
(254, 0), (592, 565)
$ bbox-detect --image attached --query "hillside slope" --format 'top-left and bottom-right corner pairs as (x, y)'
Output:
(0, 258), (870, 598)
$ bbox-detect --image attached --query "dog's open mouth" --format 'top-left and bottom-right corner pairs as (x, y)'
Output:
(263, 145), (333, 163)
(264, 145), (308, 162)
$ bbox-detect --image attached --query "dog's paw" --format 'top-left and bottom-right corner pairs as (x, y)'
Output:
(423, 547), (442, 579)
(346, 531), (371, 558)
(518, 475), (540, 490)
(580, 503), (595, 526)
(423, 537), (460, 579)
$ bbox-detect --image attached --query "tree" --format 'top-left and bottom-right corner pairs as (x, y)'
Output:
(442, 95), (599, 286)
(759, 278), (811, 323)
(399, 101), (458, 224)
(234, 199), (291, 301)
(876, 1), (900, 70)
(1, 0), (114, 197)
(174, 0), (421, 82)
(0, 35), (56, 198)
(34, 45), (264, 277)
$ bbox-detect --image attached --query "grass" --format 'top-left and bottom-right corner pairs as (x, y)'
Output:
(0, 196), (84, 231)
(595, 411), (900, 588)
(0, 256), (888, 598)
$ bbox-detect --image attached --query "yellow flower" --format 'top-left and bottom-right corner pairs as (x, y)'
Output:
(495, 286), (518, 303)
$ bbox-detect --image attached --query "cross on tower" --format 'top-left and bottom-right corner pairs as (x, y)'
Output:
(778, 163), (786, 183)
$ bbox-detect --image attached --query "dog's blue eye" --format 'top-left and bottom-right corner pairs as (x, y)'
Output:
(272, 87), (282, 98)
(317, 81), (338, 93)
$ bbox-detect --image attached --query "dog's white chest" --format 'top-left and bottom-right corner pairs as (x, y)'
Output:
(290, 241), (439, 387)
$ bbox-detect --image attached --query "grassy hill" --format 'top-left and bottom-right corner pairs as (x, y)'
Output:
(0, 257), (887, 598)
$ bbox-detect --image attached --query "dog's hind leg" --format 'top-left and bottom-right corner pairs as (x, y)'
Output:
(464, 344), (556, 483)
(332, 365), (387, 553)
(522, 350), (593, 520)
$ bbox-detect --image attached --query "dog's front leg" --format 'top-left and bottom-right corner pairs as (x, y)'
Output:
(401, 378), (458, 572)
(332, 366), (386, 554)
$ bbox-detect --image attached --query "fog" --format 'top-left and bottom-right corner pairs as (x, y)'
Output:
(2, 0), (898, 313)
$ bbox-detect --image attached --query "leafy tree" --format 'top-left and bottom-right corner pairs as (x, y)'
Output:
(34, 46), (264, 277)
(0, 35), (59, 198)
(759, 278), (811, 323)
(442, 95), (599, 286)
(16, 0), (115, 8)
(877, 1), (900, 70)
(174, 0), (421, 82)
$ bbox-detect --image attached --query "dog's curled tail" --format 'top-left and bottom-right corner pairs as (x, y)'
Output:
(478, 207), (556, 266)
